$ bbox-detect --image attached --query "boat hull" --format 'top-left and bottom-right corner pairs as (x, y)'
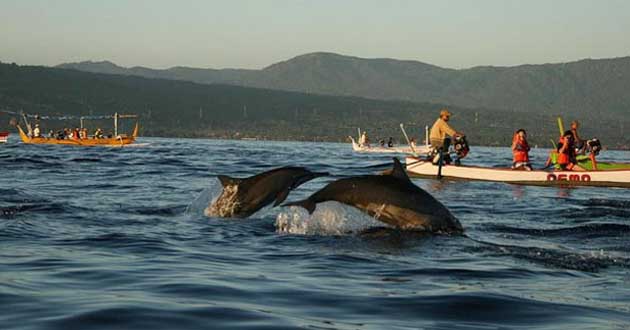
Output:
(405, 157), (630, 188)
(0, 132), (8, 143)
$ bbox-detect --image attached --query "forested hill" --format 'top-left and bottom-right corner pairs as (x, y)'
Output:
(58, 52), (630, 119)
(1, 62), (628, 148)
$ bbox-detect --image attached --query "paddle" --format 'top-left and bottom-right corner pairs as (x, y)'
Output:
(557, 116), (565, 136)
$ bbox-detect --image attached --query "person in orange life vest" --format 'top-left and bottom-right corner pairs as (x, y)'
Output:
(511, 129), (532, 170)
(557, 130), (584, 171)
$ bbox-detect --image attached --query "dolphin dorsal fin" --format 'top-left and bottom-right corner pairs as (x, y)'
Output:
(217, 175), (242, 187)
(390, 157), (410, 181)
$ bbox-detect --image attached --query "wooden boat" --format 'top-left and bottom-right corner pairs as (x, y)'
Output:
(17, 124), (138, 146)
(405, 157), (630, 188)
(15, 112), (139, 147)
(0, 132), (8, 143)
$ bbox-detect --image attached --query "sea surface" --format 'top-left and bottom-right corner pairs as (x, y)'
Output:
(1, 137), (630, 330)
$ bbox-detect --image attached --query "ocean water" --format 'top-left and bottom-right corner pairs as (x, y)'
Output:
(1, 137), (630, 330)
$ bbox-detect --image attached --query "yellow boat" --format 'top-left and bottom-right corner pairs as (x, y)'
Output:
(15, 112), (139, 147)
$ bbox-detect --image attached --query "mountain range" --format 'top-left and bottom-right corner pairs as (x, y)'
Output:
(58, 52), (630, 118)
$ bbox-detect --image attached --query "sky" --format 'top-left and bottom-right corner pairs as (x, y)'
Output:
(2, 0), (629, 69)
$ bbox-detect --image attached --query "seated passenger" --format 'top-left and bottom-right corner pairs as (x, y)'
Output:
(557, 130), (584, 171)
(387, 137), (394, 148)
(359, 131), (370, 147)
(33, 124), (41, 138)
(94, 128), (104, 139)
(511, 129), (532, 170)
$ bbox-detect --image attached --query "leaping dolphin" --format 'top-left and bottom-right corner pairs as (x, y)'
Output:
(283, 158), (463, 233)
(205, 167), (328, 218)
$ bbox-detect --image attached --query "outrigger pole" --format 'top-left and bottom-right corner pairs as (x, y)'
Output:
(113, 112), (139, 136)
(399, 123), (417, 156)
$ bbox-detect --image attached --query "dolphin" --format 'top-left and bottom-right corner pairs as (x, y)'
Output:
(283, 158), (463, 233)
(205, 167), (328, 218)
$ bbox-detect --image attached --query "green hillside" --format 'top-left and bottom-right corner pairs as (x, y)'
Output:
(2, 62), (628, 148)
(59, 52), (630, 122)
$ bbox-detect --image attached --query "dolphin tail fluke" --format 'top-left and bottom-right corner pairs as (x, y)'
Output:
(283, 199), (316, 214)
(217, 175), (242, 187)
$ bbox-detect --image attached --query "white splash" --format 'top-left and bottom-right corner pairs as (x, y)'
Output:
(204, 184), (240, 217)
(185, 178), (224, 218)
(275, 201), (387, 235)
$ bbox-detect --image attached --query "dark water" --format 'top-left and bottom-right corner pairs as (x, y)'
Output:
(2, 137), (630, 329)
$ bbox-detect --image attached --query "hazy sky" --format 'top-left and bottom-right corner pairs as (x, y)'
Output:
(2, 0), (629, 69)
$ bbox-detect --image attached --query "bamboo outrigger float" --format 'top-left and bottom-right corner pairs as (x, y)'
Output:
(15, 112), (139, 147)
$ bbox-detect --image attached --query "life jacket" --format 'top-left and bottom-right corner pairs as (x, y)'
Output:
(557, 136), (575, 165)
(512, 135), (530, 163)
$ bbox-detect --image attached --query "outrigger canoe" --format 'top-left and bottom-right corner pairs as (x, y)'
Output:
(16, 123), (139, 147)
(405, 157), (630, 188)
(0, 132), (8, 143)
(350, 137), (430, 154)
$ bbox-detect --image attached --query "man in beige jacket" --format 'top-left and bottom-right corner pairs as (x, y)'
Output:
(429, 108), (464, 164)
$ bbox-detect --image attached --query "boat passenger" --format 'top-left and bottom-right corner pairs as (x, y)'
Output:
(33, 124), (41, 138)
(387, 137), (394, 148)
(511, 129), (532, 170)
(379, 139), (385, 147)
(359, 131), (369, 147)
(80, 128), (88, 139)
(48, 130), (54, 138)
(570, 120), (586, 154)
(94, 128), (104, 139)
(73, 128), (80, 140)
(557, 130), (584, 171)
(429, 108), (464, 164)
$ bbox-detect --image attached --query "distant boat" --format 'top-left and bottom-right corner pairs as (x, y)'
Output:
(0, 132), (8, 143)
(15, 112), (139, 147)
(349, 136), (430, 154)
(350, 124), (431, 155)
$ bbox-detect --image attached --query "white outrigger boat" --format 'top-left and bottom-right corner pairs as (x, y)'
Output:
(350, 124), (431, 155)
(405, 157), (630, 188)
(350, 137), (430, 154)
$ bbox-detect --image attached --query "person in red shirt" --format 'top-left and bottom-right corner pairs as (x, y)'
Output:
(557, 130), (584, 171)
(511, 129), (532, 170)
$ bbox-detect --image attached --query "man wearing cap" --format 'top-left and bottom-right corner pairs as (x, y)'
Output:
(429, 108), (464, 164)
(430, 109), (462, 148)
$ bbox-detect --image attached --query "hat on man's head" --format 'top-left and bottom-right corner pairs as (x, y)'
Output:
(440, 109), (452, 117)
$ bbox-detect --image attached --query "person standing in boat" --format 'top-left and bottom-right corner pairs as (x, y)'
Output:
(511, 129), (532, 170)
(429, 108), (464, 164)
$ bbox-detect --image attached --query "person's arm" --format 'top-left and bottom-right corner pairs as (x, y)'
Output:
(441, 121), (457, 137)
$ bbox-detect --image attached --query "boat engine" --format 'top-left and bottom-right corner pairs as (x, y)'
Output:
(586, 138), (602, 156)
(452, 135), (470, 164)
